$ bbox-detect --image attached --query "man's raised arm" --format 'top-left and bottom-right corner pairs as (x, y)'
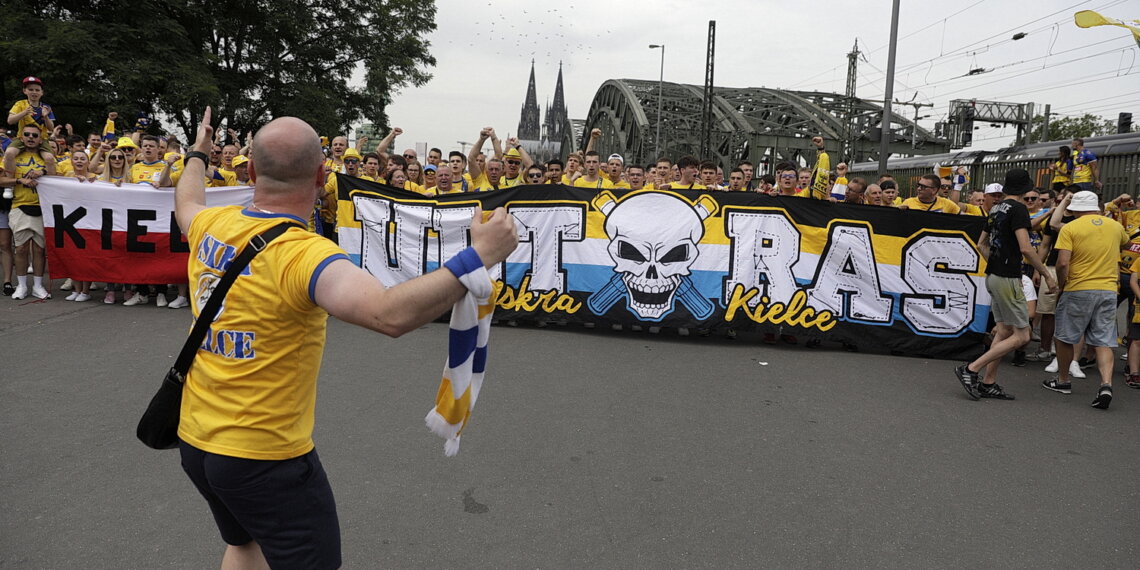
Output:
(174, 107), (213, 234)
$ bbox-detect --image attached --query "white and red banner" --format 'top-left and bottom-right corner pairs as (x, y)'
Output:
(37, 177), (253, 284)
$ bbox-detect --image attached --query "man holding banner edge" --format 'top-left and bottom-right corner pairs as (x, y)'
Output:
(172, 107), (518, 569)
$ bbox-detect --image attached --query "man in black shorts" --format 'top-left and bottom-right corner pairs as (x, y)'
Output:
(173, 108), (518, 568)
(955, 169), (1057, 400)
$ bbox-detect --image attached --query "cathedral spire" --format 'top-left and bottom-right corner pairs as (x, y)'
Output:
(543, 61), (568, 142)
(517, 59), (541, 140)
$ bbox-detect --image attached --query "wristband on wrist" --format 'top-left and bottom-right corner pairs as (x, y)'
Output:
(183, 151), (209, 168)
(444, 246), (485, 279)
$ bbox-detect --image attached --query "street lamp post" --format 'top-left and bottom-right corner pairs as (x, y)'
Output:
(649, 44), (665, 160)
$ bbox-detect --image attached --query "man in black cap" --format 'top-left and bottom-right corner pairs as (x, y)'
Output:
(955, 168), (1057, 401)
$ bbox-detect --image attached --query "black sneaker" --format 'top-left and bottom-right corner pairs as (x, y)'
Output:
(1, 282), (13, 296)
(1078, 357), (1097, 370)
(1011, 350), (1027, 367)
(1042, 378), (1072, 394)
(1091, 386), (1113, 409)
(978, 382), (1015, 400)
(955, 364), (981, 400)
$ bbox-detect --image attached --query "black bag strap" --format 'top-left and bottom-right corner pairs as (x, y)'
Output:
(170, 221), (301, 378)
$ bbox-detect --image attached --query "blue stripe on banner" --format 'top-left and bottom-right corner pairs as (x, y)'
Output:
(472, 345), (487, 375)
(448, 325), (479, 368)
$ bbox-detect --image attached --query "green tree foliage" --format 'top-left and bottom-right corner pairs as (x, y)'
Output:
(0, 0), (435, 142)
(1029, 112), (1123, 142)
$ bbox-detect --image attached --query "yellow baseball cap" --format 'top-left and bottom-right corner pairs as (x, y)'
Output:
(231, 155), (249, 168)
(504, 148), (522, 161)
(116, 137), (139, 149)
(343, 148), (362, 160)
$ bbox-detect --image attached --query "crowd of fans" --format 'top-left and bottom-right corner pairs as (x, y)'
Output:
(5, 76), (1136, 406)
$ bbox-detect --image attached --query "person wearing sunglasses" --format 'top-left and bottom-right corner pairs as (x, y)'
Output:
(524, 165), (545, 185)
(773, 162), (798, 196)
(1, 123), (56, 300)
(899, 174), (961, 214)
(317, 147), (368, 242)
(422, 163), (437, 189)
(500, 138), (535, 188)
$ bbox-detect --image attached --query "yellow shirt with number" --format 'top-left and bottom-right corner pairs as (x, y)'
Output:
(178, 205), (350, 460)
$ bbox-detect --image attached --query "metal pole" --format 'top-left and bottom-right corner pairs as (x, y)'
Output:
(878, 0), (901, 176)
(650, 44), (665, 160)
(657, 46), (664, 159)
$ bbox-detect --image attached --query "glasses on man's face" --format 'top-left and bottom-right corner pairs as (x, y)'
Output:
(527, 173), (543, 179)
(780, 174), (796, 179)
(211, 149), (221, 154)
(23, 132), (39, 138)
(507, 160), (521, 166)
(403, 154), (415, 159)
(1024, 196), (1039, 202)
(940, 184), (952, 189)
(344, 159), (359, 164)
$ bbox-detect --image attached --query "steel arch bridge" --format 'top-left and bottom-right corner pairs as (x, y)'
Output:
(577, 79), (948, 171)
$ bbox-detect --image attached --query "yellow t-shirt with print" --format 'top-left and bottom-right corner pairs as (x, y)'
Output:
(178, 205), (349, 460)
(9, 149), (47, 209)
(1055, 214), (1128, 292)
(901, 196), (961, 214)
(1117, 210), (1140, 273)
(9, 100), (54, 135)
(500, 173), (525, 188)
(130, 160), (167, 186)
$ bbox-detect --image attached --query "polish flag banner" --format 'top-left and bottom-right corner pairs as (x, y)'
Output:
(37, 177), (254, 284)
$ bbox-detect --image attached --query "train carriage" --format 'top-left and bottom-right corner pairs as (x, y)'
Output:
(849, 132), (1140, 200)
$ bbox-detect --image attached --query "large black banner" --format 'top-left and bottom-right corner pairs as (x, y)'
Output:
(337, 177), (989, 359)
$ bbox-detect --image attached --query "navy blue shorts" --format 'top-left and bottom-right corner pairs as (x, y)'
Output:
(179, 442), (341, 569)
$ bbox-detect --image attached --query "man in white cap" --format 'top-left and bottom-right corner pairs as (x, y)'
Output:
(955, 168), (1057, 401)
(1043, 190), (1128, 409)
(982, 183), (1004, 214)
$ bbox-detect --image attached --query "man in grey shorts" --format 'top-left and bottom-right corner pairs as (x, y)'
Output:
(1043, 190), (1128, 409)
(955, 169), (1057, 400)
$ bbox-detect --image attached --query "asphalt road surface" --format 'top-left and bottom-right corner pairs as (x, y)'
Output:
(3, 288), (1138, 568)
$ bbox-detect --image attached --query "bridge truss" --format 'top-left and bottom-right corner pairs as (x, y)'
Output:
(578, 79), (949, 172)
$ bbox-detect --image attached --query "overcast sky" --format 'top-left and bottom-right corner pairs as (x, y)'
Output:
(375, 0), (1139, 156)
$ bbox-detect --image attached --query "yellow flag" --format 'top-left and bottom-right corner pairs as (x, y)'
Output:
(1075, 10), (1140, 48)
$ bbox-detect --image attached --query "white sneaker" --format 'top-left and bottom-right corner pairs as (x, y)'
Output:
(73, 293), (91, 302)
(2, 188), (12, 199)
(1070, 360), (1086, 379)
(1045, 357), (1059, 373)
(155, 293), (167, 307)
(65, 291), (79, 301)
(60, 278), (74, 291)
(31, 285), (50, 300)
(11, 283), (28, 300)
(167, 296), (189, 309)
(123, 294), (148, 306)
